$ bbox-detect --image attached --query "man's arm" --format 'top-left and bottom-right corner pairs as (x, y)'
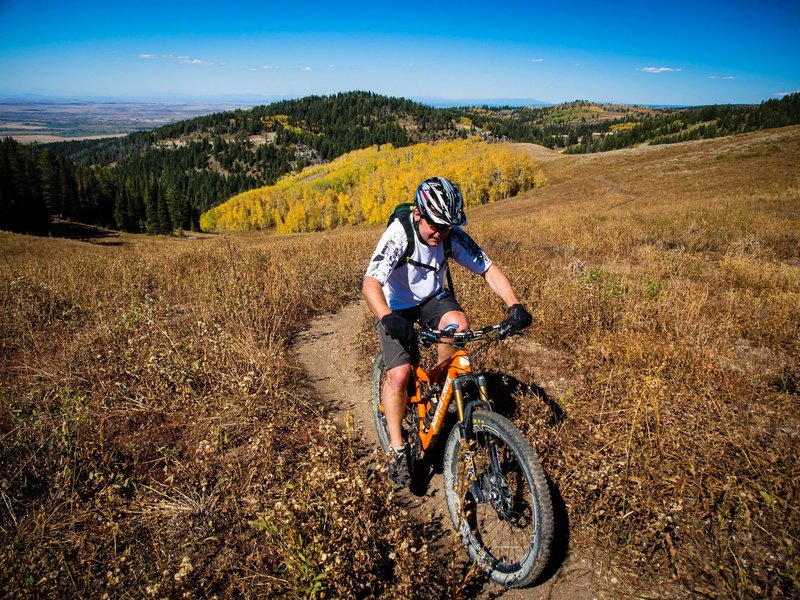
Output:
(364, 275), (417, 344)
(481, 263), (521, 308)
(362, 275), (392, 320)
(482, 263), (533, 332)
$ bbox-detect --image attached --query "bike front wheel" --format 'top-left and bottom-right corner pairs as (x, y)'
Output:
(443, 410), (554, 588)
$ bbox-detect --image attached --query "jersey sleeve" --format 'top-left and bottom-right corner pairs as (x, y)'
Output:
(450, 228), (493, 275)
(364, 221), (408, 285)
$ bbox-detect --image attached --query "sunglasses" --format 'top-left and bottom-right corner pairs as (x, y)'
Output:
(423, 217), (451, 234)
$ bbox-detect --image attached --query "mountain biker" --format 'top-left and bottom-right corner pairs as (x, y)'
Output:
(362, 176), (532, 487)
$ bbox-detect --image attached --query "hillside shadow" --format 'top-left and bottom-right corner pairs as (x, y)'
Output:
(47, 220), (123, 245)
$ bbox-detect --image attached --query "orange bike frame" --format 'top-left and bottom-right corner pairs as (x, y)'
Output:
(409, 349), (472, 450)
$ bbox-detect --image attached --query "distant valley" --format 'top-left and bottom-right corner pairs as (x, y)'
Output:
(0, 100), (254, 143)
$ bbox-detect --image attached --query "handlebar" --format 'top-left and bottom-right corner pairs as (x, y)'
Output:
(417, 321), (515, 347)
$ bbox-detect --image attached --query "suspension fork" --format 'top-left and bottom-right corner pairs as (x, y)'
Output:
(473, 374), (503, 473)
(455, 375), (493, 492)
(455, 374), (491, 439)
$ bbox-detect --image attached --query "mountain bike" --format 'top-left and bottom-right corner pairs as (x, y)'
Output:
(371, 323), (554, 588)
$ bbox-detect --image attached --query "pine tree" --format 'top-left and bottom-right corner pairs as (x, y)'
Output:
(144, 181), (158, 234)
(156, 183), (172, 234)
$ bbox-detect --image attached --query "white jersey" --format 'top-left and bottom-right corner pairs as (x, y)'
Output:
(365, 216), (492, 310)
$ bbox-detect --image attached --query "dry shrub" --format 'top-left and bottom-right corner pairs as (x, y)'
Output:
(0, 229), (445, 598)
(256, 419), (443, 598)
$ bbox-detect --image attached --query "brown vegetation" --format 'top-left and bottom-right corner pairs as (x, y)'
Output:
(2, 126), (799, 598)
(0, 230), (451, 597)
(440, 126), (799, 597)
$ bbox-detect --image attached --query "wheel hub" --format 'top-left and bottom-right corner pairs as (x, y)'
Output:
(482, 473), (513, 518)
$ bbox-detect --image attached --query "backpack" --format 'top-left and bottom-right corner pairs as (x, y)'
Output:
(387, 203), (455, 297)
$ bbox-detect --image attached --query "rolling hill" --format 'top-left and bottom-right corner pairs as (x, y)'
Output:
(2, 91), (798, 237)
(2, 125), (798, 598)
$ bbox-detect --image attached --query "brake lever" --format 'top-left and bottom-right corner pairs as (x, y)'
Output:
(417, 328), (438, 347)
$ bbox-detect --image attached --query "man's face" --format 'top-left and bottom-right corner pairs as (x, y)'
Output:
(414, 209), (451, 247)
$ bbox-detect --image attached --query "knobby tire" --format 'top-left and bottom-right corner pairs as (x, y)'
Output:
(443, 410), (554, 588)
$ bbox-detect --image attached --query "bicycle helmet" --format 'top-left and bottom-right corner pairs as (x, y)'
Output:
(414, 177), (467, 227)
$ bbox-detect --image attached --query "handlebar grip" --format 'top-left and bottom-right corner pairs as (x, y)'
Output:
(497, 321), (515, 340)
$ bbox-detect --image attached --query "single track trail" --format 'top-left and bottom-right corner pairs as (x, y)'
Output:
(295, 300), (600, 599)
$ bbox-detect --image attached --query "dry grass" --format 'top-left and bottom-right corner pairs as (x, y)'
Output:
(2, 125), (799, 598)
(446, 126), (800, 597)
(0, 229), (449, 597)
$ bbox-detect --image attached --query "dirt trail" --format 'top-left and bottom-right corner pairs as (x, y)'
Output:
(295, 301), (598, 599)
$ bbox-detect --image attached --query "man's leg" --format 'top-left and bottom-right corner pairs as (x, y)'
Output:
(383, 363), (414, 449)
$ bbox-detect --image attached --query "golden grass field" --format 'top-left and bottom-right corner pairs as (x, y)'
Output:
(1, 125), (798, 598)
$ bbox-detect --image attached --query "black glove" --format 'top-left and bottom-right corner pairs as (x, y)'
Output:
(505, 303), (532, 333)
(381, 312), (416, 345)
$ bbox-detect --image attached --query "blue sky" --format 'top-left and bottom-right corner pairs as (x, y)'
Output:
(0, 0), (798, 105)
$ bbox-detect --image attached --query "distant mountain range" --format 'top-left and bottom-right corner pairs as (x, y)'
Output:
(410, 97), (550, 108)
(0, 92), (550, 108)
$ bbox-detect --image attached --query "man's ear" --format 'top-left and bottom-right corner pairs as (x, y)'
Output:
(412, 207), (421, 221)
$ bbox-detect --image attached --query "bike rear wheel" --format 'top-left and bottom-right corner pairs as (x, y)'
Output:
(370, 351), (392, 453)
(443, 410), (554, 588)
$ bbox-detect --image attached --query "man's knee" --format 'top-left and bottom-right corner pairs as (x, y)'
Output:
(438, 310), (468, 331)
(385, 364), (413, 390)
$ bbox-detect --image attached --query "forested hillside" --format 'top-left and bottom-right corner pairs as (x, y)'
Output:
(200, 139), (545, 233)
(2, 91), (799, 236)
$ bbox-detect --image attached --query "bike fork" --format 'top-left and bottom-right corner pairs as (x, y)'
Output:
(455, 376), (498, 502)
(453, 375), (498, 503)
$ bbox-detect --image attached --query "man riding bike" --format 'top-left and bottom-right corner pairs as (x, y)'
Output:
(362, 176), (532, 487)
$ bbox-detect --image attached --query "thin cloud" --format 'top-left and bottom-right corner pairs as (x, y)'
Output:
(530, 58), (544, 63)
(178, 56), (219, 66)
(250, 64), (309, 72)
(637, 66), (682, 73)
(709, 75), (735, 80)
(137, 53), (219, 66)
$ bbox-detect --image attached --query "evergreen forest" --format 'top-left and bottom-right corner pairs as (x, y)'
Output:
(2, 90), (799, 236)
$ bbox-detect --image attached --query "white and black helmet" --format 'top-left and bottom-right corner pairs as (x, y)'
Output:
(414, 177), (467, 227)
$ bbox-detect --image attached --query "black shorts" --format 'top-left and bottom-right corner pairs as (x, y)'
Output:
(377, 291), (465, 370)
